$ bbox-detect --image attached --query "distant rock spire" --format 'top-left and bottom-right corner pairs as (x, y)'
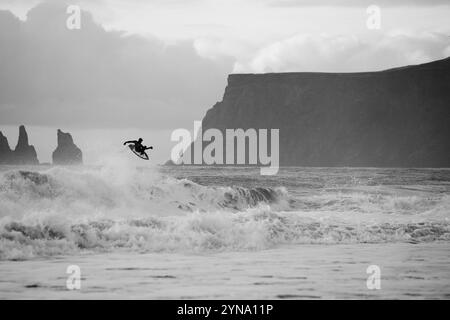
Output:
(16, 125), (29, 148)
(13, 125), (39, 165)
(52, 129), (83, 165)
(0, 131), (13, 164)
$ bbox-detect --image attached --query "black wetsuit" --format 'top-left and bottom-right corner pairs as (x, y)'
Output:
(124, 140), (152, 154)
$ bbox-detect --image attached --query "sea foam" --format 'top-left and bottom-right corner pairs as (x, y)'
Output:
(0, 164), (449, 260)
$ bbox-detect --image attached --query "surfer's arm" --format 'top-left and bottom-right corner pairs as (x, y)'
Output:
(123, 140), (137, 145)
(145, 146), (153, 150)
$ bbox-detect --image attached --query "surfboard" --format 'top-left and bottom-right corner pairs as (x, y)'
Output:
(128, 145), (149, 160)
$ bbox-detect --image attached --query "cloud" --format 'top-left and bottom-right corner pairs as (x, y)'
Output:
(0, 2), (233, 129)
(234, 32), (450, 73)
(1, 1), (449, 132)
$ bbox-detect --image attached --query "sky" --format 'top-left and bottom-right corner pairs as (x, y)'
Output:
(0, 0), (449, 163)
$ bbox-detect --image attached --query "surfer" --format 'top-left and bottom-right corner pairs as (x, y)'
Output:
(123, 138), (153, 155)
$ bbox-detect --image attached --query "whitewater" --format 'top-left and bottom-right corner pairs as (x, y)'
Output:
(0, 160), (449, 299)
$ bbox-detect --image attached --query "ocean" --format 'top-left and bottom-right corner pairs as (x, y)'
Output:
(0, 162), (449, 299)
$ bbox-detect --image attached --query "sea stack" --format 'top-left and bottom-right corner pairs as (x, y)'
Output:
(0, 131), (13, 164)
(13, 125), (39, 165)
(52, 129), (83, 165)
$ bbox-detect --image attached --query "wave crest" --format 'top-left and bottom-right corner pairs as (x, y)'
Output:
(0, 168), (291, 218)
(1, 209), (449, 260)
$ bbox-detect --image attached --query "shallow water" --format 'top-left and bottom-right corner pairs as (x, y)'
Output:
(0, 164), (449, 299)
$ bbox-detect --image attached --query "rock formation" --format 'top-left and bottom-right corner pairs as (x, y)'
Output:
(13, 125), (39, 165)
(164, 159), (177, 166)
(52, 129), (83, 165)
(0, 131), (13, 164)
(189, 56), (450, 167)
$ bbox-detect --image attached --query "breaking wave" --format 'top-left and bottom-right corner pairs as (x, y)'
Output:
(0, 167), (290, 216)
(0, 165), (449, 260)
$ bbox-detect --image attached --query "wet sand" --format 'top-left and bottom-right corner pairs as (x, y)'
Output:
(1, 242), (449, 299)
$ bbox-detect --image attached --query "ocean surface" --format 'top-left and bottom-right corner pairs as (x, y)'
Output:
(0, 162), (449, 299)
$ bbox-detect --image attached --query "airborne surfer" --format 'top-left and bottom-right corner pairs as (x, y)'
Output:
(123, 138), (153, 157)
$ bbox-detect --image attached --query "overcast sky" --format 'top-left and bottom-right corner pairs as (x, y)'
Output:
(0, 0), (449, 163)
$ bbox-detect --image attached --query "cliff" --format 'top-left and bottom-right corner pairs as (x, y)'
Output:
(198, 57), (450, 167)
(52, 129), (83, 165)
(13, 125), (39, 165)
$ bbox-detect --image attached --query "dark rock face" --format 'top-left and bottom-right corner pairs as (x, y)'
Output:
(164, 159), (177, 166)
(0, 131), (13, 164)
(199, 57), (450, 167)
(52, 129), (83, 165)
(13, 125), (39, 165)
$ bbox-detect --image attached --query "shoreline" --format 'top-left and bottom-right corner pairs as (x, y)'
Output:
(1, 242), (448, 299)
